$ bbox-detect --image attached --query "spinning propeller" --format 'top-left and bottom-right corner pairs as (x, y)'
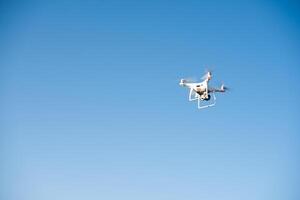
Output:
(220, 83), (229, 91)
(201, 70), (212, 80)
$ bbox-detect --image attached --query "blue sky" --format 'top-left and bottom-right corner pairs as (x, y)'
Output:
(1, 1), (300, 200)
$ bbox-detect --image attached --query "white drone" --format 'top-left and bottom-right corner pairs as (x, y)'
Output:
(179, 71), (228, 109)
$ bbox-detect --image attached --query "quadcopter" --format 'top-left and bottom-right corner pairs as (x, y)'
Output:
(179, 71), (228, 109)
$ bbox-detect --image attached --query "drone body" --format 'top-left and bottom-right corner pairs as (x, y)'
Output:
(179, 71), (228, 109)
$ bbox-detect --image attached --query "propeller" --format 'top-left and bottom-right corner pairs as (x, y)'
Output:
(201, 70), (212, 80)
(220, 83), (230, 92)
(180, 77), (197, 83)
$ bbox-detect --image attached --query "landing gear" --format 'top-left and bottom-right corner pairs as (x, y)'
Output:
(188, 89), (217, 109)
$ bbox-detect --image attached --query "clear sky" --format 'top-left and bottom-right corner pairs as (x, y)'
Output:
(1, 1), (300, 200)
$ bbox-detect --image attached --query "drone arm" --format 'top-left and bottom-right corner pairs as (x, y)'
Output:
(210, 88), (224, 93)
(208, 87), (225, 93)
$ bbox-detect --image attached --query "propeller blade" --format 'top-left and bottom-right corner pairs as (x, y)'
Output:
(221, 83), (230, 91)
(182, 77), (197, 83)
(201, 70), (212, 80)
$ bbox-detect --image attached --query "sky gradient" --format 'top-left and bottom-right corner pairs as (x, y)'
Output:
(1, 1), (300, 200)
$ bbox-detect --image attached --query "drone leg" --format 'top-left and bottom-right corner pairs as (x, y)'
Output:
(197, 98), (202, 109)
(189, 89), (193, 101)
(189, 89), (198, 101)
(210, 92), (216, 106)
